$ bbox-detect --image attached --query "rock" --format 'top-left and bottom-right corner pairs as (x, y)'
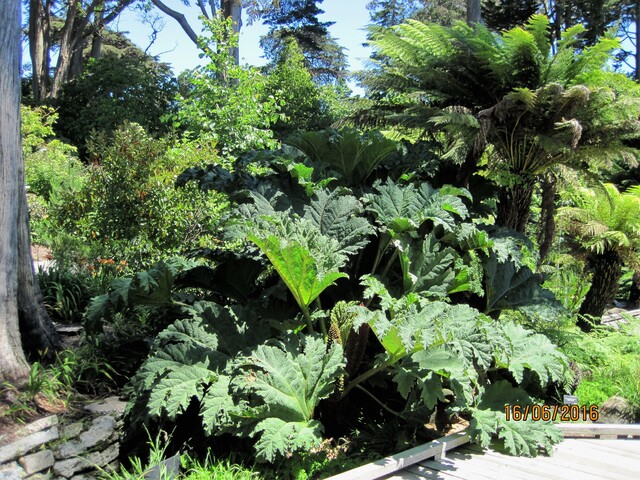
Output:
(0, 427), (59, 463)
(0, 461), (26, 479)
(61, 422), (84, 440)
(54, 439), (85, 460)
(18, 417), (58, 439)
(597, 395), (637, 424)
(78, 416), (116, 450)
(55, 325), (83, 335)
(18, 449), (55, 475)
(70, 474), (97, 480)
(84, 398), (126, 418)
(86, 443), (119, 469)
(53, 457), (91, 478)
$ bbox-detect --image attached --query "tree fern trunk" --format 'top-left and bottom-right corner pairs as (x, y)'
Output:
(578, 250), (623, 331)
(537, 173), (557, 266)
(496, 180), (535, 233)
(629, 271), (640, 307)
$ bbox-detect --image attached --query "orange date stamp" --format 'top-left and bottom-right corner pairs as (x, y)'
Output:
(505, 404), (599, 422)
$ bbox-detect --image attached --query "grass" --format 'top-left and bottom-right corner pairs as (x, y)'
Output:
(560, 314), (640, 416)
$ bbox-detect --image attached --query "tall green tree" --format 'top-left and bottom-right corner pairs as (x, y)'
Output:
(54, 51), (177, 158)
(265, 38), (338, 137)
(260, 0), (348, 84)
(28, 0), (134, 101)
(367, 0), (421, 27)
(367, 0), (465, 27)
(558, 183), (640, 328)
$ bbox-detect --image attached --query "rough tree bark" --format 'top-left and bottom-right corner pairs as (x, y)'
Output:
(466, 0), (482, 24)
(537, 173), (557, 265)
(496, 179), (536, 234)
(578, 250), (623, 331)
(29, 0), (52, 103)
(1, 0), (60, 384)
(29, 0), (132, 99)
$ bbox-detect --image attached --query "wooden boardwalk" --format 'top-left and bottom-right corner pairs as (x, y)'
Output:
(381, 438), (640, 480)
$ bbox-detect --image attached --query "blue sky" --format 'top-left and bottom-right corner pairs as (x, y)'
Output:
(116, 1), (373, 76)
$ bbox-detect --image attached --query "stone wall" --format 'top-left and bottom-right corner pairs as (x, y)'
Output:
(0, 397), (126, 480)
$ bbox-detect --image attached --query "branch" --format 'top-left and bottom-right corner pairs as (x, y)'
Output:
(150, 0), (199, 46)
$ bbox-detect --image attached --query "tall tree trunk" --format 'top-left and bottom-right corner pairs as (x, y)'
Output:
(466, 0), (482, 24)
(496, 179), (535, 233)
(1, 0), (60, 384)
(90, 2), (105, 60)
(29, 0), (51, 102)
(537, 173), (557, 265)
(51, 0), (80, 97)
(222, 0), (242, 64)
(1, 0), (31, 383)
(578, 250), (623, 331)
(633, 0), (640, 81)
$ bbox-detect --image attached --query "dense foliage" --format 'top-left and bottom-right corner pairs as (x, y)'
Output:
(14, 6), (640, 480)
(79, 131), (571, 466)
(55, 52), (178, 158)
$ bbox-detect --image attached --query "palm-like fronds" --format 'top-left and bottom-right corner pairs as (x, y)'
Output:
(558, 183), (640, 264)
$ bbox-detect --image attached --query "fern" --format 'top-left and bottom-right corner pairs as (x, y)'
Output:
(85, 258), (197, 333)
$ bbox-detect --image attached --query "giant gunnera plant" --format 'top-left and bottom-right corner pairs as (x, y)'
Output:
(89, 130), (569, 466)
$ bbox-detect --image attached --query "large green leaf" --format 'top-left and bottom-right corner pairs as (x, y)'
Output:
(483, 253), (554, 313)
(398, 234), (457, 297)
(253, 418), (324, 463)
(286, 129), (398, 186)
(303, 189), (373, 256)
(365, 179), (469, 236)
(497, 322), (568, 386)
(248, 217), (348, 311)
(240, 335), (345, 461)
(470, 407), (563, 456)
(246, 335), (345, 421)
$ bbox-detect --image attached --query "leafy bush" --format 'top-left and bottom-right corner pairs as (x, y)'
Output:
(171, 15), (280, 157)
(55, 52), (177, 158)
(49, 124), (227, 267)
(97, 133), (569, 469)
(265, 38), (345, 138)
(21, 105), (85, 244)
(562, 316), (640, 415)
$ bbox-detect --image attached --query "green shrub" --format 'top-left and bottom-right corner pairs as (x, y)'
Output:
(55, 52), (177, 158)
(91, 136), (569, 469)
(171, 15), (280, 157)
(49, 124), (227, 267)
(21, 105), (85, 244)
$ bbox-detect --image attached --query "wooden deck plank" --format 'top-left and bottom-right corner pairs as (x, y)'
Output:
(577, 438), (640, 456)
(425, 451), (542, 480)
(345, 430), (640, 480)
(406, 439), (640, 480)
(464, 439), (640, 474)
(416, 458), (499, 480)
(557, 422), (640, 437)
(327, 432), (469, 480)
(447, 447), (601, 480)
(555, 439), (640, 473)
